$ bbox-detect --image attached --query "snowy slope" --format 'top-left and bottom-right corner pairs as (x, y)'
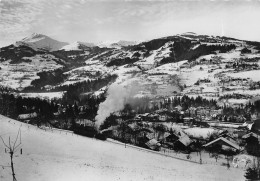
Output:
(60, 41), (95, 51)
(97, 40), (138, 48)
(0, 115), (244, 181)
(15, 33), (68, 52)
(0, 54), (64, 90)
(1, 32), (260, 101)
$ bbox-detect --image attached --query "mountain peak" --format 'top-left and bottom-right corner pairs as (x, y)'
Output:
(27, 33), (45, 38)
(16, 33), (68, 52)
(21, 33), (47, 43)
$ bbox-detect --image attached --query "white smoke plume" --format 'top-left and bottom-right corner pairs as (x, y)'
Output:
(95, 82), (139, 128)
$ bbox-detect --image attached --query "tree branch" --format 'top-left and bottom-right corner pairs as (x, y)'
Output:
(13, 128), (21, 150)
(0, 135), (9, 148)
(13, 143), (22, 152)
(9, 136), (11, 150)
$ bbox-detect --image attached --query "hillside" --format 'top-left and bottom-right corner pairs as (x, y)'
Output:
(0, 115), (244, 181)
(0, 32), (260, 105)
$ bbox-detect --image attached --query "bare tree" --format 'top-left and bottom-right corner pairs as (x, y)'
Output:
(0, 128), (22, 181)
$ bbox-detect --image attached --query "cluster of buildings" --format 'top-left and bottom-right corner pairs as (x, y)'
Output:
(16, 101), (260, 160)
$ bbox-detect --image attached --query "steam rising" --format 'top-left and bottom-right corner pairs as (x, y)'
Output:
(95, 82), (139, 128)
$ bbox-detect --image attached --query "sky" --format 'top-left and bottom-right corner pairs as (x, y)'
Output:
(0, 0), (260, 47)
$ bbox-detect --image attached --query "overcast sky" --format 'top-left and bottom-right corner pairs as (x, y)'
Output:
(0, 0), (260, 47)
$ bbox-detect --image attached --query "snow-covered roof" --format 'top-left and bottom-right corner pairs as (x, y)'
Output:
(53, 112), (60, 116)
(242, 132), (260, 141)
(128, 123), (138, 131)
(145, 139), (161, 150)
(203, 137), (240, 150)
(242, 122), (254, 130)
(178, 134), (192, 146)
(183, 117), (194, 120)
(18, 112), (37, 120)
(183, 127), (218, 140)
(100, 125), (119, 133)
(141, 113), (150, 117)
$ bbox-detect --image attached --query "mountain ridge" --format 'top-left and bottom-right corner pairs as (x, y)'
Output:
(0, 32), (260, 106)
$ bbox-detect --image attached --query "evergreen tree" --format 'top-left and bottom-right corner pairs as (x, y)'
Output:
(244, 167), (259, 180)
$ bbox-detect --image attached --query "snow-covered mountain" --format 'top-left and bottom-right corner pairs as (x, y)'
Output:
(1, 32), (260, 105)
(60, 41), (96, 51)
(15, 33), (69, 52)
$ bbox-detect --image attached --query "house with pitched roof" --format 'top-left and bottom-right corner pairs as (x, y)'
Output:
(203, 137), (241, 153)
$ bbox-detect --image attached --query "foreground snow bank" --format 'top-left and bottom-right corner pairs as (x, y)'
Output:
(0, 115), (244, 181)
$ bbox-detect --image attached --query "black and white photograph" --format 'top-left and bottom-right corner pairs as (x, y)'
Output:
(1, 0), (260, 180)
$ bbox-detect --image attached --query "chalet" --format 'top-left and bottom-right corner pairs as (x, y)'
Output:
(242, 132), (260, 141)
(76, 119), (94, 127)
(183, 117), (195, 126)
(203, 137), (241, 153)
(158, 114), (168, 121)
(173, 133), (193, 152)
(18, 112), (38, 121)
(180, 62), (190, 69)
(155, 109), (173, 121)
(136, 128), (153, 141)
(141, 113), (159, 122)
(219, 133), (237, 144)
(162, 133), (180, 148)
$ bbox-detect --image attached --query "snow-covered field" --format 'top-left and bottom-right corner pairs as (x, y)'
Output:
(225, 69), (260, 82)
(19, 92), (65, 100)
(0, 56), (63, 90)
(0, 115), (244, 181)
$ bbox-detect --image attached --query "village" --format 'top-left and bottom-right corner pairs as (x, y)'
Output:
(15, 94), (260, 175)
